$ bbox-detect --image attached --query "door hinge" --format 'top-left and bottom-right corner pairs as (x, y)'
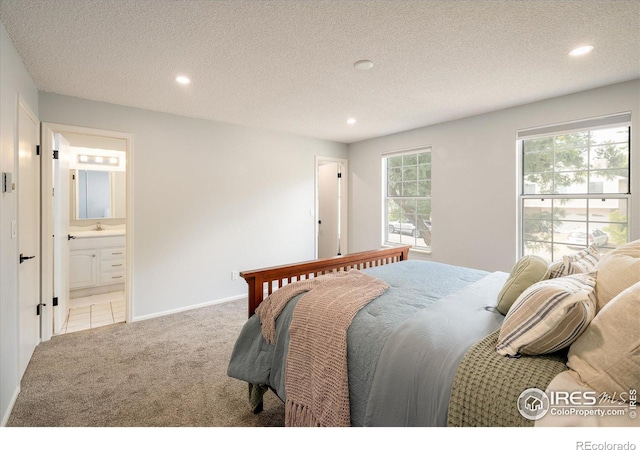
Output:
(36, 303), (46, 316)
(52, 297), (59, 307)
(36, 145), (40, 156)
(337, 172), (342, 178)
(53, 150), (59, 160)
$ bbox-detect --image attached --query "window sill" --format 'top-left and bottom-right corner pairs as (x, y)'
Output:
(382, 244), (432, 256)
(409, 247), (432, 256)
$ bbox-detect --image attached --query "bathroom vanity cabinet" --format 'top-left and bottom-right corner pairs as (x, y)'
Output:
(69, 233), (126, 290)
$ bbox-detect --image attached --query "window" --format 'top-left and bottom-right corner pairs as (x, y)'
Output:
(383, 147), (432, 250)
(519, 114), (631, 262)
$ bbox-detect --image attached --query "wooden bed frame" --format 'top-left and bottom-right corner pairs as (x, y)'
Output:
(240, 246), (411, 317)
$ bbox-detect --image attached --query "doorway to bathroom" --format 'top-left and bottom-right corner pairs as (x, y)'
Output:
(40, 123), (133, 340)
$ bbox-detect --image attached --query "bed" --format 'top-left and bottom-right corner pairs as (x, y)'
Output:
(227, 242), (640, 427)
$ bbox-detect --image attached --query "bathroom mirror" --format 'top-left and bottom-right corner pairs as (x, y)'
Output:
(72, 169), (126, 220)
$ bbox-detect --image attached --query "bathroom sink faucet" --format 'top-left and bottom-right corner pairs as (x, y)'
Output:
(95, 222), (102, 231)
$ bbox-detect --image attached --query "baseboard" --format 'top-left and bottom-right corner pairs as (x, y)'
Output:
(132, 294), (246, 322)
(1, 385), (20, 427)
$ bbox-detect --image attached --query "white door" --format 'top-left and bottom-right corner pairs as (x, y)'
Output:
(18, 101), (41, 378)
(317, 160), (347, 259)
(52, 133), (71, 334)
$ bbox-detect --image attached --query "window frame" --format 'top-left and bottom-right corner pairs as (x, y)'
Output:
(382, 146), (432, 251)
(517, 114), (632, 261)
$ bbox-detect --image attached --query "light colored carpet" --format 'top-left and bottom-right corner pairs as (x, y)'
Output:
(7, 298), (284, 427)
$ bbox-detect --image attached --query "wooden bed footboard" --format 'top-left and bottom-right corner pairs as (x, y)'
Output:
(240, 245), (411, 317)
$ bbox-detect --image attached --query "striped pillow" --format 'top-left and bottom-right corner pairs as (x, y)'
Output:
(549, 244), (600, 278)
(563, 243), (599, 275)
(496, 272), (597, 357)
(547, 260), (565, 279)
(547, 244), (599, 279)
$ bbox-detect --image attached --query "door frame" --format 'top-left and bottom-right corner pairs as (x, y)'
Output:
(315, 156), (348, 259)
(40, 123), (134, 341)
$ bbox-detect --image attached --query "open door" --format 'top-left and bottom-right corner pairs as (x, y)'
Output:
(316, 157), (348, 259)
(52, 133), (71, 334)
(17, 99), (41, 378)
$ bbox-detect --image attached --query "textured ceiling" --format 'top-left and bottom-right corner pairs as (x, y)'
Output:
(1, 0), (639, 144)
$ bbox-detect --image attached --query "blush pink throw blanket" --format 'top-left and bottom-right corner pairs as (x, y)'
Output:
(255, 269), (389, 426)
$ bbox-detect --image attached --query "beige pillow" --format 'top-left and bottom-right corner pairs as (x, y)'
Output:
(593, 239), (640, 311)
(496, 272), (597, 357)
(567, 281), (640, 398)
(496, 255), (549, 315)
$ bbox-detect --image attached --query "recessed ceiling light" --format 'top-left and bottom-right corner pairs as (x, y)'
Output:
(347, 118), (356, 125)
(569, 45), (594, 57)
(175, 75), (191, 85)
(354, 60), (374, 70)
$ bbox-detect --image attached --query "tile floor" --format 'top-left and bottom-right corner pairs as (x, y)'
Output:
(58, 291), (126, 335)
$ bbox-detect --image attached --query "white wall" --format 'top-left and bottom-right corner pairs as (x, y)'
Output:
(0, 23), (39, 425)
(38, 93), (347, 319)
(348, 79), (640, 272)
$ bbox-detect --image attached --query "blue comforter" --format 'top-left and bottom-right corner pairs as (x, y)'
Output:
(227, 260), (507, 426)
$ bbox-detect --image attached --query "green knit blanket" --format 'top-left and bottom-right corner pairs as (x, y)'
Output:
(447, 329), (568, 427)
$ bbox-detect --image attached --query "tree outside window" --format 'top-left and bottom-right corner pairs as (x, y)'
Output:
(521, 124), (630, 262)
(384, 148), (432, 249)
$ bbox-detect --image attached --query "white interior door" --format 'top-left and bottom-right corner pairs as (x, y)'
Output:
(53, 133), (71, 334)
(318, 162), (339, 258)
(18, 101), (41, 378)
(317, 158), (347, 259)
